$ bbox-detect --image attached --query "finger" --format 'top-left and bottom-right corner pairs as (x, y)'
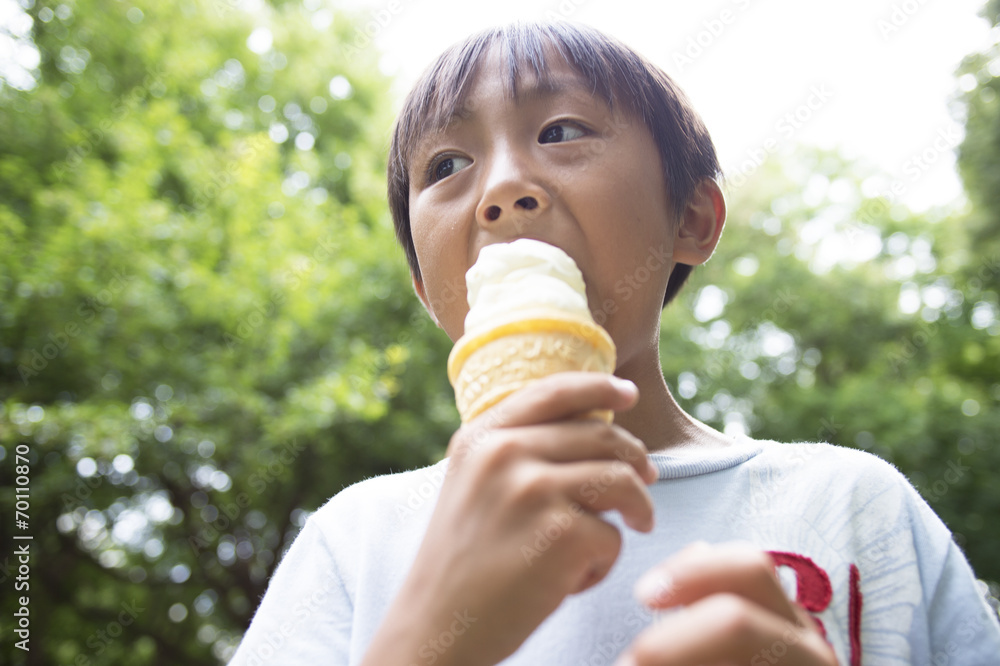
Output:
(559, 512), (625, 595)
(557, 460), (655, 532)
(492, 421), (656, 484)
(633, 542), (800, 625)
(619, 594), (836, 666)
(473, 372), (639, 428)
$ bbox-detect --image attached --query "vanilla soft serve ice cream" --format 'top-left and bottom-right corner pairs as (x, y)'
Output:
(447, 238), (617, 422)
(463, 239), (592, 334)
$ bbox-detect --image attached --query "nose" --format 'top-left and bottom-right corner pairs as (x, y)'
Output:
(475, 149), (551, 228)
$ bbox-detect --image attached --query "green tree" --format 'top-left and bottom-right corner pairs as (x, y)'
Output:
(957, 0), (1000, 290)
(1, 1), (454, 663)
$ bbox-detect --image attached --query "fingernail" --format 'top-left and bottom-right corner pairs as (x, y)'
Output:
(634, 569), (674, 606)
(644, 457), (659, 484)
(610, 376), (637, 396)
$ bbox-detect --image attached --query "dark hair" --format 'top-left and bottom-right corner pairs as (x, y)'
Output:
(387, 21), (721, 307)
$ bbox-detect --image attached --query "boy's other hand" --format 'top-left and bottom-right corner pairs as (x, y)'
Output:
(615, 542), (838, 666)
(383, 372), (656, 666)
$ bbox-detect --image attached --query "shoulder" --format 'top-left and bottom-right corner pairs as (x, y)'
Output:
(737, 439), (933, 533)
(308, 458), (450, 534)
(749, 439), (911, 488)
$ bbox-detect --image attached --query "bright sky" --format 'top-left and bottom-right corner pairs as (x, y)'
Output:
(341, 0), (995, 211)
(1, 0), (993, 210)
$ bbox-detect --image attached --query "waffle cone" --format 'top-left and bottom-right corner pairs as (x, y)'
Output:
(447, 311), (617, 423)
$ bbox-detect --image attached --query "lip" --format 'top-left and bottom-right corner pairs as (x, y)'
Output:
(471, 235), (577, 268)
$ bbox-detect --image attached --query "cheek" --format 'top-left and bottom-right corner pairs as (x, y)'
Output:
(410, 211), (471, 336)
(587, 189), (674, 313)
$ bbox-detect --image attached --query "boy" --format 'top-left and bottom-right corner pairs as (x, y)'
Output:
(231, 22), (1000, 665)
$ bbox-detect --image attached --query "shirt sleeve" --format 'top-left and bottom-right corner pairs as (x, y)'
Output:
(925, 537), (1000, 663)
(228, 516), (353, 665)
(907, 484), (1000, 664)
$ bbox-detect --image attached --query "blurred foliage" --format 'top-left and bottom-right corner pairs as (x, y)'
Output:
(957, 0), (1000, 289)
(0, 0), (998, 664)
(0, 0), (454, 663)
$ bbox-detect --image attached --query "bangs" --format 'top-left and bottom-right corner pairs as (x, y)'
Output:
(395, 22), (628, 171)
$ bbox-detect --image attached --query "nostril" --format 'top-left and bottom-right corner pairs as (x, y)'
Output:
(485, 205), (501, 221)
(516, 196), (538, 211)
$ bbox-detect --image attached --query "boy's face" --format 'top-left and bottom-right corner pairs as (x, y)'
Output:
(407, 47), (681, 366)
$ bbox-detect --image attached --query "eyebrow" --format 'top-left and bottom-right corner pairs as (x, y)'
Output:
(514, 76), (575, 102)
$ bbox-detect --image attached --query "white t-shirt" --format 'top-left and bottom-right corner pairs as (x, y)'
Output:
(230, 439), (1000, 665)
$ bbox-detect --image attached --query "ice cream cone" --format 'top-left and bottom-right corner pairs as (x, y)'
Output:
(448, 310), (616, 423)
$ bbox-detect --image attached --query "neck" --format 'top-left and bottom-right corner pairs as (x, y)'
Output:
(612, 346), (731, 453)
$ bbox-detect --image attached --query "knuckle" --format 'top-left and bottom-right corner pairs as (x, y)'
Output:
(585, 517), (621, 555)
(707, 593), (757, 639)
(484, 433), (524, 466)
(594, 421), (618, 447)
(743, 549), (779, 583)
(609, 460), (642, 490)
(445, 427), (477, 463)
(802, 632), (839, 665)
(540, 381), (576, 408)
(595, 525), (622, 560)
(614, 429), (643, 458)
(506, 464), (552, 506)
(630, 631), (666, 664)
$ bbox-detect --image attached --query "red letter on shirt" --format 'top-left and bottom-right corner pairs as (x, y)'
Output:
(767, 551), (862, 665)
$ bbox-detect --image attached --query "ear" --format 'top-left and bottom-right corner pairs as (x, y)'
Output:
(671, 178), (726, 267)
(411, 274), (441, 327)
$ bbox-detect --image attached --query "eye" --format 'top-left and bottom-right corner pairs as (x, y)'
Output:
(429, 155), (472, 183)
(539, 122), (586, 144)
